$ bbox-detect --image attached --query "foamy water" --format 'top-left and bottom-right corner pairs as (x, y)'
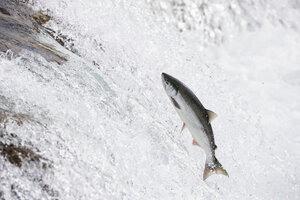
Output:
(0, 0), (299, 199)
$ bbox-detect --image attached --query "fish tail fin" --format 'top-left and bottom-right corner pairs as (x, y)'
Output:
(203, 157), (228, 180)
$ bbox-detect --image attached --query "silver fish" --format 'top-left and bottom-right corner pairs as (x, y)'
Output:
(161, 72), (228, 180)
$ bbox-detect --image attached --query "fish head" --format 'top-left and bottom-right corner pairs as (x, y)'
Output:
(161, 73), (179, 97)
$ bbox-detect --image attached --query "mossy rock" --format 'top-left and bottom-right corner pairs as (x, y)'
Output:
(31, 10), (51, 25)
(0, 142), (49, 168)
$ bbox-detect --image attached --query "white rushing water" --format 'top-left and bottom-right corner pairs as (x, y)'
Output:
(0, 0), (299, 199)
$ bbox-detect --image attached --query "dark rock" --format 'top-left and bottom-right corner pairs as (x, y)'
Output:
(0, 7), (10, 15)
(0, 143), (38, 167)
(0, 109), (51, 169)
(42, 184), (60, 198)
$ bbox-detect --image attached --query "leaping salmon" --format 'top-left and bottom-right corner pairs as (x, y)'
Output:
(161, 72), (228, 180)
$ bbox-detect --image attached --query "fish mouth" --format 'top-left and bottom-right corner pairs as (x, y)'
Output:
(161, 72), (167, 85)
(161, 72), (166, 81)
(161, 72), (172, 88)
(161, 72), (170, 83)
(161, 72), (179, 97)
(161, 72), (174, 87)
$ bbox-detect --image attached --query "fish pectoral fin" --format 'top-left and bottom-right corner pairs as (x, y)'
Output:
(206, 109), (217, 123)
(192, 139), (200, 146)
(170, 97), (181, 109)
(180, 123), (186, 133)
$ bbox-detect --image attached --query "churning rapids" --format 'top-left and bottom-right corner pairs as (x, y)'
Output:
(0, 0), (300, 199)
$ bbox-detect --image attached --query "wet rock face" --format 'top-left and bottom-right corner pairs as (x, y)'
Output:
(0, 109), (51, 169)
(0, 0), (67, 64)
(0, 108), (58, 199)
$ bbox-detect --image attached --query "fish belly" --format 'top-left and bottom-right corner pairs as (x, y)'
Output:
(188, 126), (211, 155)
(173, 95), (211, 156)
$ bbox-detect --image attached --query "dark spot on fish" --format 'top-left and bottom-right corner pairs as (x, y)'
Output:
(170, 97), (180, 109)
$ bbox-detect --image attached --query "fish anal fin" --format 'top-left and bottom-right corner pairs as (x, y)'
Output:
(192, 139), (200, 146)
(206, 109), (217, 123)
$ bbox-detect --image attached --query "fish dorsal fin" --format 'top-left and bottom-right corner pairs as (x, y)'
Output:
(206, 109), (217, 123)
